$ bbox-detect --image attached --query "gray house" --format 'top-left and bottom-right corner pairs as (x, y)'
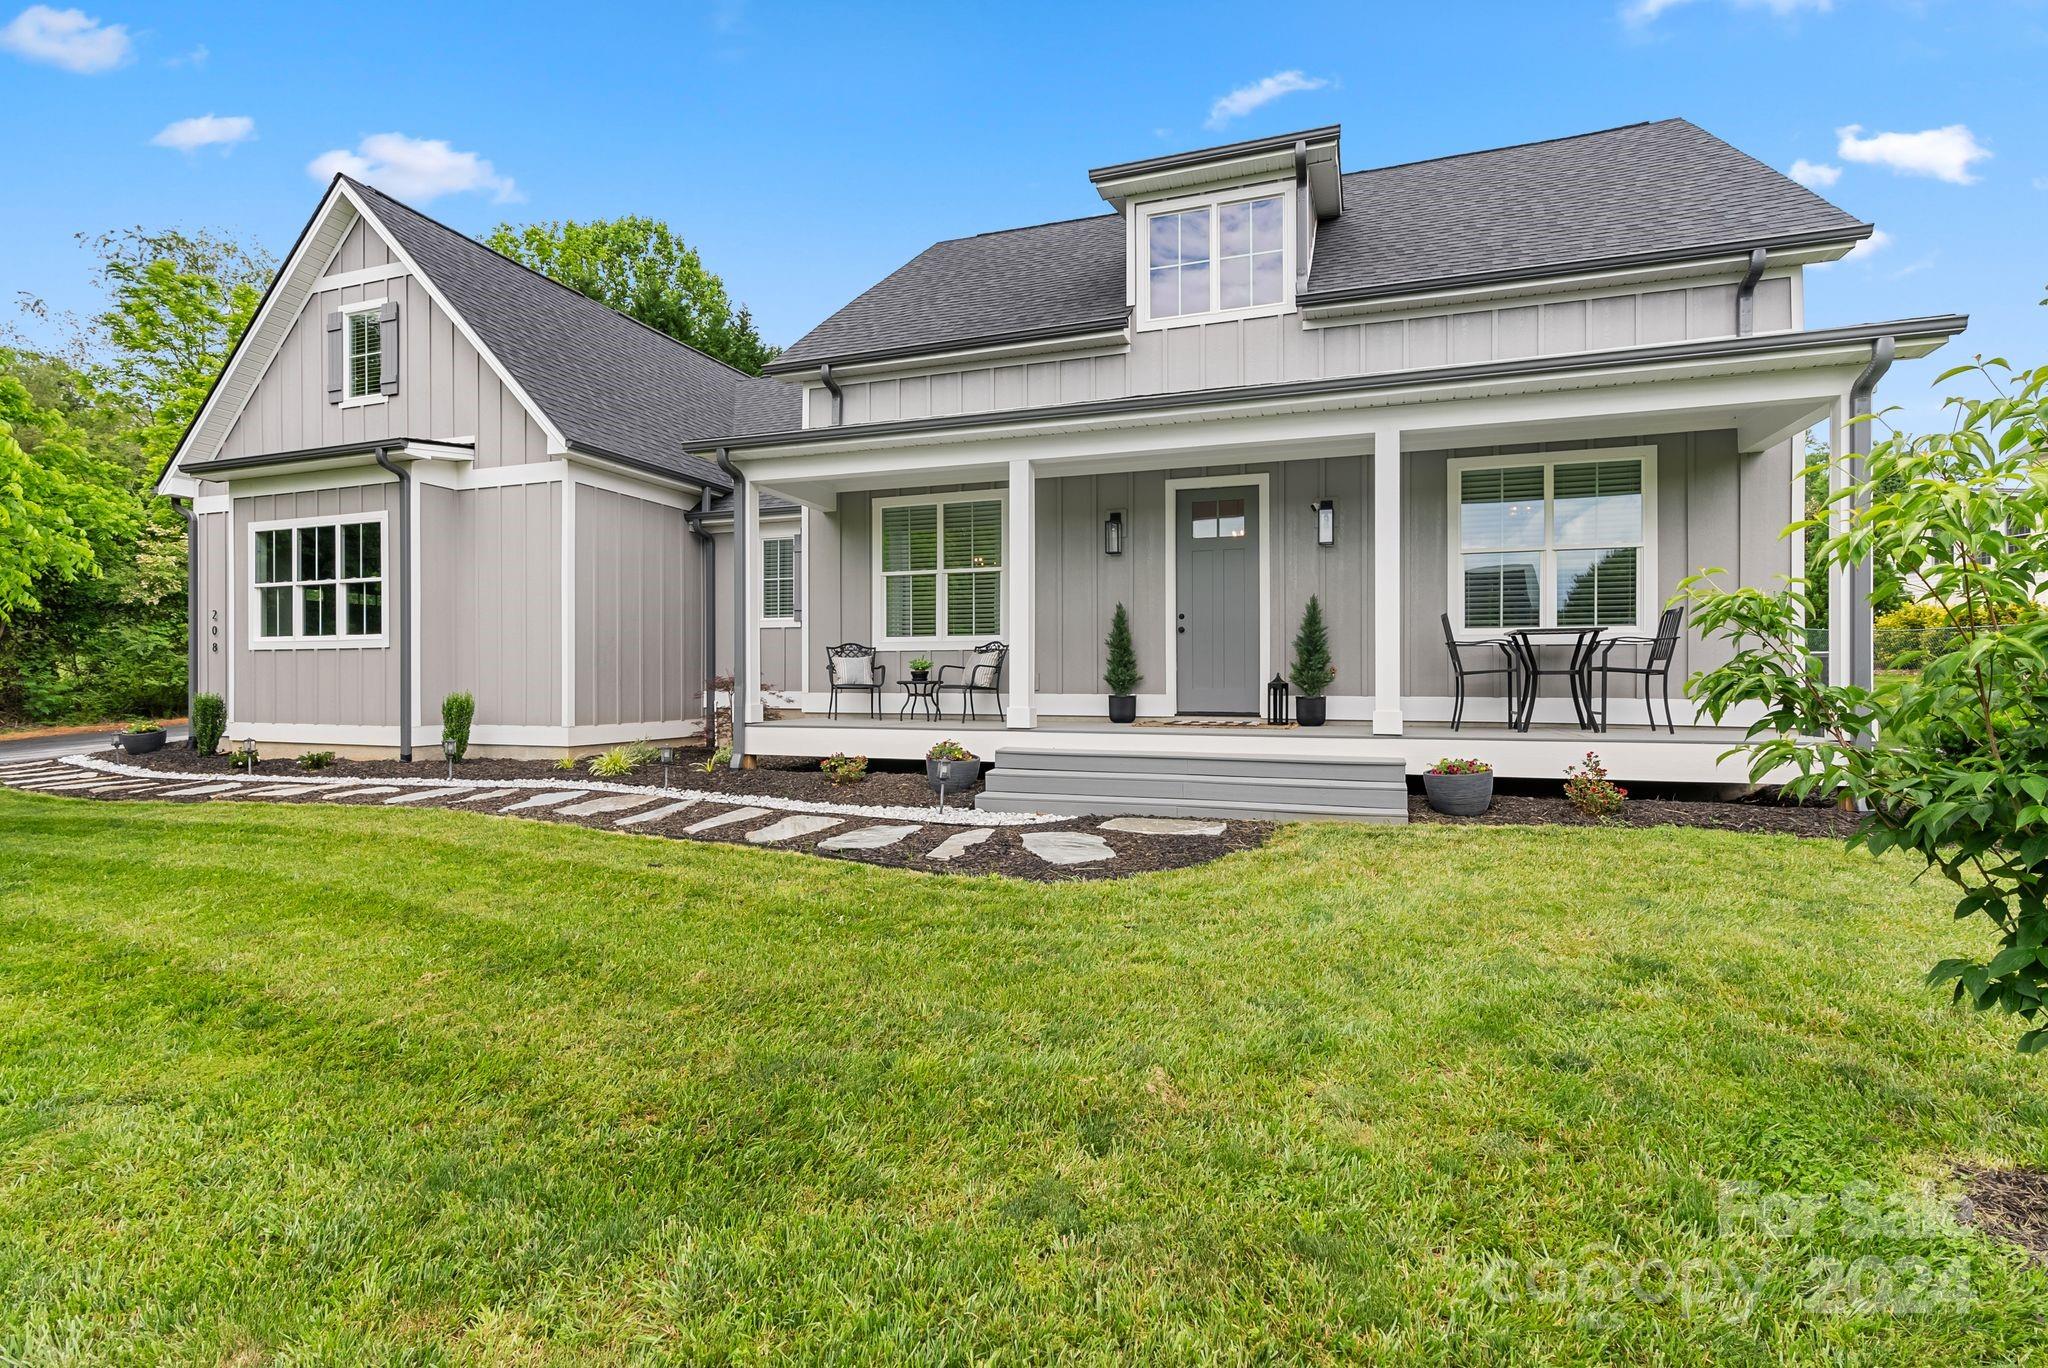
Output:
(158, 118), (1963, 790)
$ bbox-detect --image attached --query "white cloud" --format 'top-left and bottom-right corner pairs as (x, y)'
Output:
(1812, 227), (1892, 269)
(308, 133), (521, 204)
(0, 4), (131, 72)
(1835, 123), (1989, 184)
(1205, 70), (1329, 130)
(164, 42), (207, 68)
(1788, 158), (1841, 189)
(1623, 0), (1830, 26)
(151, 113), (254, 153)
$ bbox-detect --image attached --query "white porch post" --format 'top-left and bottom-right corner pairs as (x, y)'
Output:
(1826, 397), (1850, 687)
(1006, 457), (1036, 728)
(740, 475), (764, 727)
(1372, 425), (1403, 735)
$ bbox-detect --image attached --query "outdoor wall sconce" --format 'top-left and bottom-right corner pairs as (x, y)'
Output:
(1312, 498), (1336, 548)
(1104, 510), (1125, 556)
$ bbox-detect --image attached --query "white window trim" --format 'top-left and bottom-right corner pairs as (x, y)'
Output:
(247, 510), (390, 650)
(1444, 446), (1659, 640)
(760, 533), (799, 626)
(338, 298), (388, 409)
(869, 489), (1008, 650)
(1132, 179), (1296, 333)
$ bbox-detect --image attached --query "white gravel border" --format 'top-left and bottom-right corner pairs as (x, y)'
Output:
(60, 753), (1056, 827)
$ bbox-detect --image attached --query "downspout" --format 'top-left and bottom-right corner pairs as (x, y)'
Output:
(715, 447), (747, 767)
(1294, 139), (1311, 290)
(683, 502), (717, 739)
(1845, 335), (1895, 701)
(171, 495), (198, 746)
(1734, 247), (1767, 336)
(818, 362), (844, 426)
(372, 446), (412, 762)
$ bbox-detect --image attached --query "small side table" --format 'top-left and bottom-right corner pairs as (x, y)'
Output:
(898, 678), (942, 720)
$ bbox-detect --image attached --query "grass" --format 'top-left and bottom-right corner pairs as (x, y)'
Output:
(1, 789), (2044, 1363)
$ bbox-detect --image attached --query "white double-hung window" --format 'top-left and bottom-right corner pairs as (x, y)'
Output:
(1142, 186), (1289, 326)
(250, 513), (386, 646)
(874, 495), (1003, 646)
(1449, 450), (1654, 636)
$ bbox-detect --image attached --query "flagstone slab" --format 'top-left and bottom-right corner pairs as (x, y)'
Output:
(242, 784), (323, 798)
(925, 828), (993, 862)
(747, 814), (843, 844)
(685, 805), (767, 835)
(1022, 831), (1117, 865)
(1099, 816), (1226, 837)
(446, 788), (519, 804)
(615, 798), (701, 827)
(327, 785), (402, 799)
(501, 790), (586, 812)
(817, 824), (921, 852)
(556, 793), (662, 817)
(385, 787), (470, 805)
(163, 783), (243, 797)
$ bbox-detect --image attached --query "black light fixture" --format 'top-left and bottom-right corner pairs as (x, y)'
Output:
(658, 745), (675, 789)
(1266, 675), (1291, 726)
(1104, 510), (1125, 556)
(442, 734), (458, 780)
(935, 756), (953, 810)
(1312, 498), (1336, 548)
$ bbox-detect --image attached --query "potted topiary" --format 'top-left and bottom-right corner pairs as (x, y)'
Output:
(1423, 757), (1494, 815)
(116, 720), (166, 755)
(1103, 602), (1141, 723)
(908, 656), (934, 683)
(925, 738), (981, 796)
(1290, 595), (1335, 727)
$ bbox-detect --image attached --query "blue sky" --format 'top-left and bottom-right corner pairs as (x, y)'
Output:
(3, 0), (2042, 432)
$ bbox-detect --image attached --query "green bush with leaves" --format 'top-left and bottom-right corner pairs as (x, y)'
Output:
(587, 746), (644, 779)
(1103, 603), (1141, 696)
(296, 751), (336, 771)
(820, 752), (868, 785)
(191, 692), (226, 755)
(1562, 752), (1627, 818)
(1289, 595), (1335, 697)
(701, 745), (732, 773)
(1682, 354), (2048, 1051)
(553, 753), (580, 773)
(440, 692), (475, 761)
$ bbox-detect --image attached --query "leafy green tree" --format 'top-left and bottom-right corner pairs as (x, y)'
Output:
(481, 217), (777, 374)
(0, 358), (133, 628)
(1103, 603), (1141, 695)
(1290, 595), (1335, 696)
(1682, 355), (2048, 1050)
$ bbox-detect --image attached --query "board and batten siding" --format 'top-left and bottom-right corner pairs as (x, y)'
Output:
(419, 482), (563, 729)
(191, 509), (231, 700)
(218, 218), (552, 468)
(810, 276), (1796, 429)
(229, 482), (401, 727)
(572, 485), (704, 728)
(710, 524), (804, 694)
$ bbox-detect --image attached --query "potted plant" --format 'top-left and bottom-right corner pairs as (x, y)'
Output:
(116, 720), (166, 755)
(1103, 602), (1141, 724)
(908, 656), (934, 683)
(1289, 595), (1335, 727)
(925, 738), (980, 796)
(1423, 757), (1494, 815)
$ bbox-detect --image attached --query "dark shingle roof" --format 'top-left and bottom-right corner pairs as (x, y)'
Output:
(349, 177), (793, 488)
(765, 119), (1869, 374)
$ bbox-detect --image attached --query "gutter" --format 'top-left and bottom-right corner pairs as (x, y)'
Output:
(171, 495), (198, 746)
(682, 502), (718, 735)
(1845, 335), (1895, 699)
(372, 446), (413, 762)
(762, 318), (1131, 377)
(715, 447), (746, 769)
(182, 436), (472, 478)
(1734, 247), (1767, 336)
(818, 362), (844, 426)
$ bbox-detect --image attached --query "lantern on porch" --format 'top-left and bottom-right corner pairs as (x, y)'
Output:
(1311, 498), (1336, 547)
(1103, 509), (1125, 556)
(1266, 675), (1290, 726)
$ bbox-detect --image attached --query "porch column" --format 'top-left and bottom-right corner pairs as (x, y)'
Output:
(1371, 425), (1403, 735)
(1006, 457), (1036, 728)
(1825, 397), (1850, 687)
(742, 476), (765, 726)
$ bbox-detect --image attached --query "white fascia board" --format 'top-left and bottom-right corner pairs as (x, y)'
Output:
(1299, 254), (1773, 322)
(557, 446), (704, 502)
(778, 328), (1132, 384)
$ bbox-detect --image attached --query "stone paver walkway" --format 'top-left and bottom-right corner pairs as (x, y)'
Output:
(386, 786), (470, 805)
(747, 814), (842, 844)
(1022, 831), (1116, 865)
(817, 823), (921, 852)
(615, 798), (700, 827)
(685, 805), (767, 835)
(925, 828), (993, 861)
(556, 793), (661, 818)
(501, 790), (586, 813)
(1100, 816), (1225, 837)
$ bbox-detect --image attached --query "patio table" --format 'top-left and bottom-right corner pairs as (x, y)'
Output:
(1505, 627), (1606, 732)
(897, 677), (943, 721)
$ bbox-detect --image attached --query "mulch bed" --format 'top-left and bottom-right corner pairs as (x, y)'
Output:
(1958, 1165), (2048, 1264)
(1408, 790), (1860, 839)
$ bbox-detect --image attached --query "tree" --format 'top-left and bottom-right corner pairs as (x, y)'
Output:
(0, 359), (132, 628)
(1290, 595), (1335, 696)
(481, 217), (777, 375)
(1682, 354), (2048, 1050)
(1103, 602), (1141, 695)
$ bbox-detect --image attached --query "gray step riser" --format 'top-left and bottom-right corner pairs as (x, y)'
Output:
(990, 748), (1404, 784)
(977, 793), (1407, 824)
(981, 770), (1405, 810)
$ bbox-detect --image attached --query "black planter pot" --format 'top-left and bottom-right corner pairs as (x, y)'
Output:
(116, 729), (166, 755)
(910, 670), (930, 683)
(1107, 694), (1137, 724)
(1424, 770), (1494, 816)
(1296, 696), (1327, 727)
(925, 758), (982, 796)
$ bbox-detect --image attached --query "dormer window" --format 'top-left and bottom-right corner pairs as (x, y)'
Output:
(1135, 184), (1294, 329)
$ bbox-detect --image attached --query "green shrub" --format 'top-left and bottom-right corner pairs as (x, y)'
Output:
(553, 753), (580, 772)
(1103, 603), (1141, 696)
(1563, 751), (1627, 819)
(926, 738), (973, 762)
(820, 752), (868, 785)
(587, 746), (644, 778)
(700, 745), (732, 773)
(1289, 595), (1335, 697)
(296, 751), (336, 771)
(440, 692), (475, 760)
(192, 693), (226, 755)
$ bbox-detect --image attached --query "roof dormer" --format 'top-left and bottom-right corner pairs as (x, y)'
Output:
(1090, 126), (1343, 332)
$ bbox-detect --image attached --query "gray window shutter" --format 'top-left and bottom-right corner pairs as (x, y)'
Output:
(325, 311), (344, 403)
(377, 301), (400, 396)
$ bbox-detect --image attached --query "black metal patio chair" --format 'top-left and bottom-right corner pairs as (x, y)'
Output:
(1592, 606), (1684, 733)
(938, 641), (1007, 721)
(1440, 613), (1522, 730)
(824, 642), (886, 719)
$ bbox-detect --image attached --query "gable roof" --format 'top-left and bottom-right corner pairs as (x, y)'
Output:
(766, 118), (1871, 374)
(347, 178), (798, 487)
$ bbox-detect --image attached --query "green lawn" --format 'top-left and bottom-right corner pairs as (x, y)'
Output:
(2, 790), (2044, 1363)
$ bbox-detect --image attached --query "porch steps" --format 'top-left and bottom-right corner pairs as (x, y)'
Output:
(975, 747), (1409, 824)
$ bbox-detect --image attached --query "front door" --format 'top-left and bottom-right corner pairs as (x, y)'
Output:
(1175, 485), (1260, 714)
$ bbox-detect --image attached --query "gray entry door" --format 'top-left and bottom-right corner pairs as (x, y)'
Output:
(1175, 485), (1260, 714)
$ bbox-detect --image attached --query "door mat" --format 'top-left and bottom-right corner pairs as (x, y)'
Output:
(1133, 717), (1297, 729)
